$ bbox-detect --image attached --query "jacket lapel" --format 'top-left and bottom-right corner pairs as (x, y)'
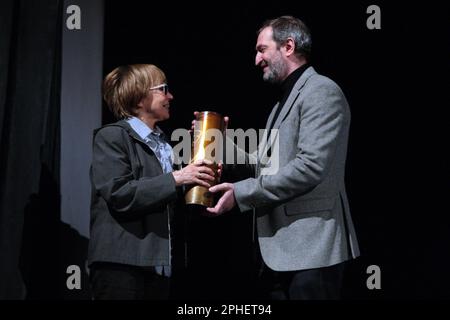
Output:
(264, 102), (280, 130)
(118, 120), (162, 159)
(258, 103), (278, 163)
(271, 66), (316, 130)
(258, 66), (317, 165)
(113, 120), (160, 162)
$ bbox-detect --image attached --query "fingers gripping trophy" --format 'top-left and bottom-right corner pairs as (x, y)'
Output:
(185, 111), (225, 207)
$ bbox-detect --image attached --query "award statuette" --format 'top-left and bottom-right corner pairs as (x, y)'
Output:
(185, 111), (225, 207)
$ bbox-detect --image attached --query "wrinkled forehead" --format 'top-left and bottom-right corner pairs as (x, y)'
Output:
(255, 27), (275, 51)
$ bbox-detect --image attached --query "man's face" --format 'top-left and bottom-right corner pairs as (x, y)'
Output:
(255, 27), (288, 83)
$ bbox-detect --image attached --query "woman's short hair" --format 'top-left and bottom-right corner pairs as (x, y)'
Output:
(103, 64), (166, 119)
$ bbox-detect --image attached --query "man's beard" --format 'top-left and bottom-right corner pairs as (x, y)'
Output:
(263, 53), (286, 84)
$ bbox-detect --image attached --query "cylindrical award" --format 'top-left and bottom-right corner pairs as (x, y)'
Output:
(185, 111), (225, 207)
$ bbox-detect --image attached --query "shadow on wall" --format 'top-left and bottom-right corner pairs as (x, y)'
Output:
(19, 164), (91, 300)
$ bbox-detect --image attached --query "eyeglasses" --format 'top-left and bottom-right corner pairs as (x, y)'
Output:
(149, 83), (169, 95)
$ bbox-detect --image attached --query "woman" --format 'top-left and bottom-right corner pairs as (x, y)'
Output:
(88, 64), (215, 299)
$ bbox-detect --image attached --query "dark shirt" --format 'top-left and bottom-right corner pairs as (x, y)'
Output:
(268, 63), (310, 130)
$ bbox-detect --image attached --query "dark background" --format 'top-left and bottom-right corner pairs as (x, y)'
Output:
(103, 0), (450, 299)
(1, 0), (449, 301)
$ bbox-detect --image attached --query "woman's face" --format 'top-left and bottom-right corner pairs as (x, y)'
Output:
(137, 83), (173, 125)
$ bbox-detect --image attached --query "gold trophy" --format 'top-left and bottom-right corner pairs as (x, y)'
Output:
(185, 111), (225, 207)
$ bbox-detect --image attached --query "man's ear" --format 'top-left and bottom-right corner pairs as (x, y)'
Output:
(283, 37), (296, 57)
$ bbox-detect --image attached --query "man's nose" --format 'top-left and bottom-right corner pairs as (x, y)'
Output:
(167, 92), (174, 100)
(255, 53), (263, 66)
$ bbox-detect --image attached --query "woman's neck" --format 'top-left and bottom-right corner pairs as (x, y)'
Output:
(136, 115), (156, 129)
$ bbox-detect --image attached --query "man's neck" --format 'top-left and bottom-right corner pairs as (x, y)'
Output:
(283, 60), (308, 81)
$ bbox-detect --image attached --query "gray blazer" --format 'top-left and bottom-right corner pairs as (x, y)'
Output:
(234, 67), (360, 271)
(88, 120), (178, 267)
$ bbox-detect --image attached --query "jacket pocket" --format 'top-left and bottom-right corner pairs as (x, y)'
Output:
(284, 196), (337, 216)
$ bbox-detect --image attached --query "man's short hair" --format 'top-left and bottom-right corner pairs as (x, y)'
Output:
(259, 16), (312, 61)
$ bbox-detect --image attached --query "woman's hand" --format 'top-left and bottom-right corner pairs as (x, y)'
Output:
(172, 159), (216, 187)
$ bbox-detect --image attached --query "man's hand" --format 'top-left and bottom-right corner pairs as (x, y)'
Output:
(206, 183), (236, 215)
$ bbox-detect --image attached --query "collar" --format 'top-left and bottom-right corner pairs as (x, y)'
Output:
(280, 63), (310, 96)
(126, 117), (163, 140)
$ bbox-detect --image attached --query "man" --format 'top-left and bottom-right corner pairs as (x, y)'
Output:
(207, 16), (360, 299)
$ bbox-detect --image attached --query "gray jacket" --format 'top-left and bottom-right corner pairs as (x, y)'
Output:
(234, 67), (360, 271)
(88, 120), (177, 267)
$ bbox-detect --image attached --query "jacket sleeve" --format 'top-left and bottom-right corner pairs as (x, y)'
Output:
(234, 78), (349, 212)
(90, 126), (177, 216)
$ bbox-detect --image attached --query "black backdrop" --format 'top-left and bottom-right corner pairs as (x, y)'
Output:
(0, 0), (449, 300)
(103, 0), (450, 299)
